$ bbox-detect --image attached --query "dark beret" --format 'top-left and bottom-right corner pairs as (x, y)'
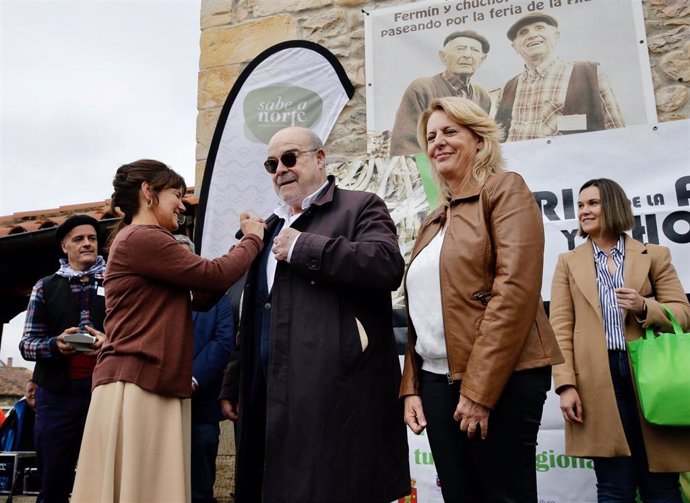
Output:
(55, 214), (100, 245)
(507, 12), (558, 41)
(443, 30), (490, 54)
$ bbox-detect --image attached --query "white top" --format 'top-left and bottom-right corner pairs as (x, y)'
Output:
(406, 228), (448, 375)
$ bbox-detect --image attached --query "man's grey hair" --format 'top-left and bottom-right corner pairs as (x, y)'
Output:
(305, 129), (324, 151)
(174, 234), (196, 253)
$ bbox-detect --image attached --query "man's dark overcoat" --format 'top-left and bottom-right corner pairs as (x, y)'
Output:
(223, 178), (410, 503)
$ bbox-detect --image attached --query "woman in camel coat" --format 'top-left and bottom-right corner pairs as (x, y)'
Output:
(551, 178), (690, 503)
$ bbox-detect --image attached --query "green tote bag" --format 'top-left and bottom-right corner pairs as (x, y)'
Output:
(627, 304), (690, 426)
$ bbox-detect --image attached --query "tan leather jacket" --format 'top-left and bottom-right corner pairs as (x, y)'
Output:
(400, 172), (563, 408)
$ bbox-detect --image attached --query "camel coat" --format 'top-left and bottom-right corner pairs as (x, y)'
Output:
(550, 235), (690, 472)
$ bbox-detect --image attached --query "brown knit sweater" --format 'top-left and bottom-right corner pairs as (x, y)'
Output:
(94, 224), (262, 398)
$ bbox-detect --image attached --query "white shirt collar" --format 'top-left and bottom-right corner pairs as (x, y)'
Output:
(273, 179), (330, 223)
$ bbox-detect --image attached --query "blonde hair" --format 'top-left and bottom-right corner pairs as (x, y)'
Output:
(417, 97), (505, 205)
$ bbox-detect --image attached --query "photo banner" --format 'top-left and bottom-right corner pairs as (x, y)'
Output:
(364, 0), (655, 155)
(196, 41), (354, 258)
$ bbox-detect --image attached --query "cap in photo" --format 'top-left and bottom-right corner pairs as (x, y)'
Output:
(55, 214), (100, 245)
(507, 12), (558, 41)
(443, 30), (490, 54)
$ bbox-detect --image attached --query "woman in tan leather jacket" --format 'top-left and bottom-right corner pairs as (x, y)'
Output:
(400, 97), (563, 503)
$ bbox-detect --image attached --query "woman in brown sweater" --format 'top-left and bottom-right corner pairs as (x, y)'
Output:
(71, 159), (264, 503)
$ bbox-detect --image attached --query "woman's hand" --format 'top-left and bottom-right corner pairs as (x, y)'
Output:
(559, 386), (583, 424)
(403, 395), (427, 434)
(239, 212), (265, 240)
(615, 287), (645, 314)
(454, 394), (490, 439)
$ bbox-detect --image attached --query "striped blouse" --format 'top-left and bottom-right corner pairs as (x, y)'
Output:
(592, 236), (626, 350)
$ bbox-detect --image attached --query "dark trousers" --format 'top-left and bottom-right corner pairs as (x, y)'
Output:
(191, 422), (221, 503)
(34, 379), (91, 503)
(592, 351), (681, 503)
(234, 370), (267, 503)
(419, 366), (550, 503)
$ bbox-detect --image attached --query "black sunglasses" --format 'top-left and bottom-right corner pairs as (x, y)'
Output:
(263, 149), (318, 174)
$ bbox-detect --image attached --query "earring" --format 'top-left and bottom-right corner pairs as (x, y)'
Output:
(145, 199), (153, 209)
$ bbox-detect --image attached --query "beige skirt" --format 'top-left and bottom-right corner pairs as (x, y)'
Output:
(71, 381), (191, 503)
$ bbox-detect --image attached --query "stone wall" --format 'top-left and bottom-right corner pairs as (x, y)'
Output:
(645, 0), (690, 120)
(196, 0), (432, 190)
(198, 0), (689, 500)
(196, 0), (689, 189)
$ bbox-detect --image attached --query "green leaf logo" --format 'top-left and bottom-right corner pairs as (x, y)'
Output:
(243, 85), (323, 143)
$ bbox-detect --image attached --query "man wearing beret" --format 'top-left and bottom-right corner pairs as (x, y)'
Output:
(19, 214), (107, 503)
(495, 12), (624, 142)
(390, 30), (491, 156)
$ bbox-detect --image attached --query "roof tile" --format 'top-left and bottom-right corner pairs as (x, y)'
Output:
(0, 365), (33, 396)
(0, 188), (196, 236)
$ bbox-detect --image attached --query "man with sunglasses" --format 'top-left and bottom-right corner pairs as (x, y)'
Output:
(220, 126), (410, 503)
